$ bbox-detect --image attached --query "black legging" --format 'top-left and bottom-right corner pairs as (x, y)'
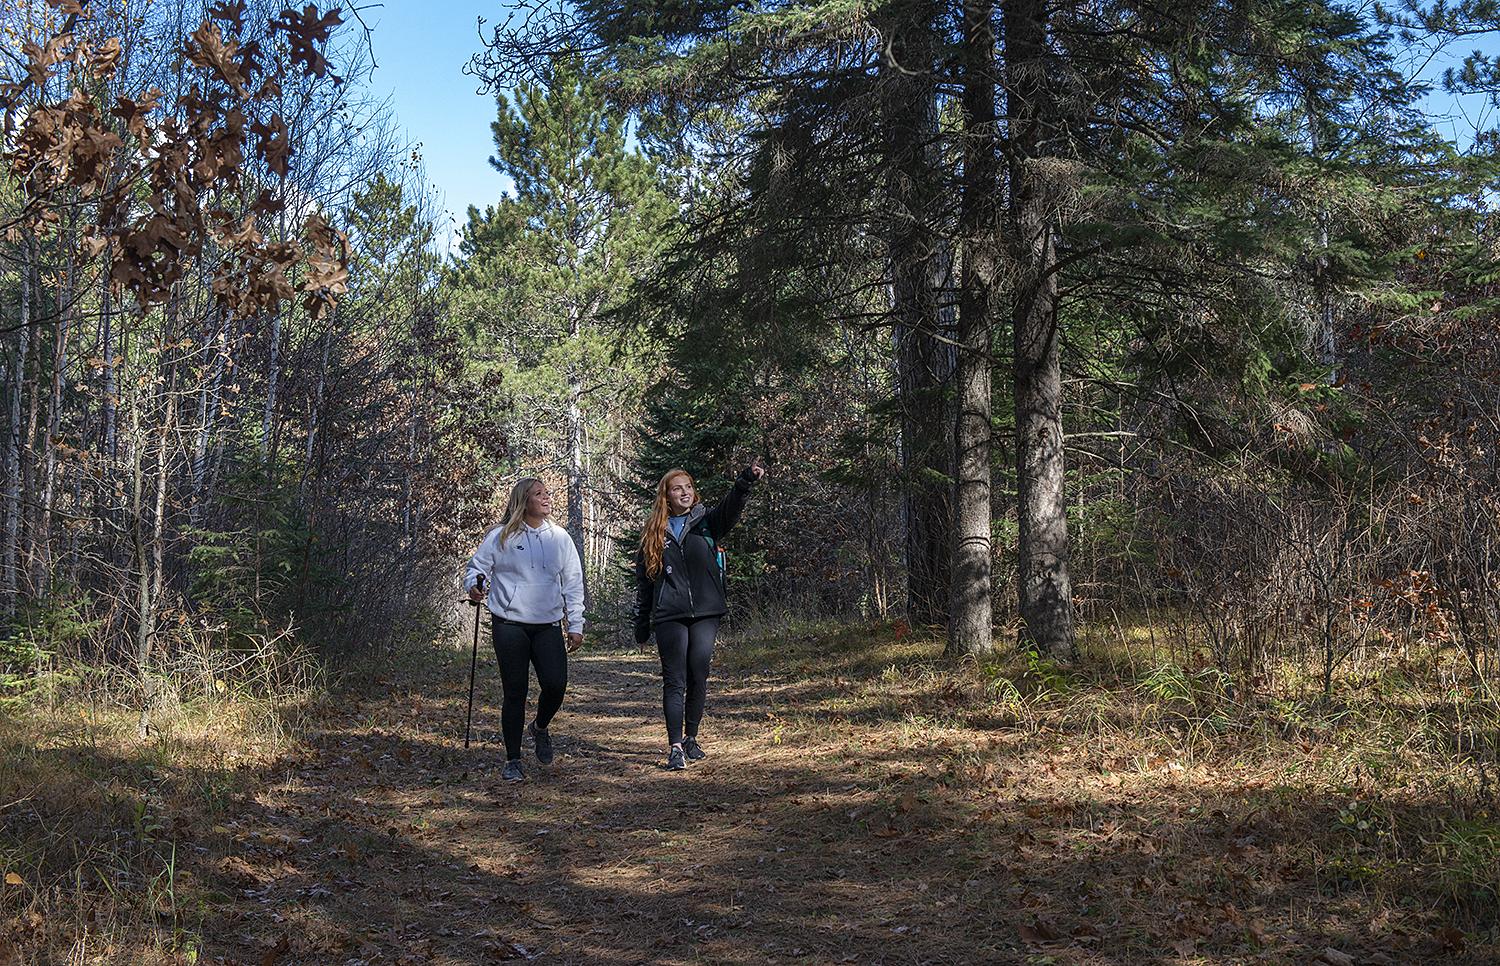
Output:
(491, 620), (568, 760)
(655, 616), (721, 746)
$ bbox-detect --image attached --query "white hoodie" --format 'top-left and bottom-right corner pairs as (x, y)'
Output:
(464, 520), (585, 631)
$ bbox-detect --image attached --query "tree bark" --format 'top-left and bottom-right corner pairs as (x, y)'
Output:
(881, 0), (953, 627)
(948, 0), (1000, 658)
(136, 301), (179, 737)
(3, 240), (31, 615)
(189, 307), (229, 526)
(1005, 0), (1075, 660)
(565, 307), (589, 600)
(36, 249), (75, 594)
(263, 308), (281, 462)
(100, 263), (117, 460)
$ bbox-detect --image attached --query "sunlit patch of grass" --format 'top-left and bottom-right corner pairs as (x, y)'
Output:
(0, 645), (323, 963)
(716, 616), (1500, 928)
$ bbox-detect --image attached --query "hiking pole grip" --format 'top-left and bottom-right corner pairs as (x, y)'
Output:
(464, 574), (485, 749)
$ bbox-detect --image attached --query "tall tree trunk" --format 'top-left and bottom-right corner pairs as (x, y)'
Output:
(136, 303), (178, 737)
(131, 386), (150, 666)
(36, 250), (75, 594)
(948, 0), (1000, 657)
(3, 242), (31, 615)
(95, 261), (119, 585)
(303, 321), (333, 487)
(189, 307), (229, 526)
(19, 247), (42, 600)
(881, 0), (953, 627)
(263, 308), (281, 462)
(1303, 91), (1337, 380)
(100, 263), (117, 459)
(565, 308), (589, 590)
(403, 385), (418, 542)
(1005, 0), (1075, 660)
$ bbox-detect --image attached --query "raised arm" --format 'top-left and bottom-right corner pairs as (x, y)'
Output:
(704, 464), (764, 539)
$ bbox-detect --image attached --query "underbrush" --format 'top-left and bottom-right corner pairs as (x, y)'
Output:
(0, 635), (328, 963)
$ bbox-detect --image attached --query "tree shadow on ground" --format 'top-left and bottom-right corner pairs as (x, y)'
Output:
(158, 642), (1498, 966)
(12, 631), (1488, 964)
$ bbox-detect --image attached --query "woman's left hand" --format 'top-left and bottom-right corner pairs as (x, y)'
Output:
(566, 632), (584, 652)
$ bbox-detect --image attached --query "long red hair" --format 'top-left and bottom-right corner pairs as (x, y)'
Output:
(640, 469), (698, 578)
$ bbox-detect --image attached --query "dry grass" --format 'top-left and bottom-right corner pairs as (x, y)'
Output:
(0, 644), (325, 964)
(3, 619), (1497, 964)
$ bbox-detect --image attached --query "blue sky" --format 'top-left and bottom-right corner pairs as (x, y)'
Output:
(361, 1), (513, 248)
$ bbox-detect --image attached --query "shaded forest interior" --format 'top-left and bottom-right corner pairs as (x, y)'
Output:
(3, 0), (1500, 962)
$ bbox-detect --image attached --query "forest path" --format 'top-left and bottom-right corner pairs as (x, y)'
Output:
(210, 636), (970, 966)
(205, 626), (1489, 965)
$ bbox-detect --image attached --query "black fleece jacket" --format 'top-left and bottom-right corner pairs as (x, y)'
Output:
(634, 468), (758, 643)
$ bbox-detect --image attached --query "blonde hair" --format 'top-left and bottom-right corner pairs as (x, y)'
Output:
(640, 469), (697, 578)
(499, 477), (544, 547)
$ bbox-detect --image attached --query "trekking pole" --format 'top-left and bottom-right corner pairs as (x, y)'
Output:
(464, 574), (486, 749)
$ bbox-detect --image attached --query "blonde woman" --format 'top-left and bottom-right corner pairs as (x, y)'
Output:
(634, 462), (765, 770)
(465, 478), (584, 782)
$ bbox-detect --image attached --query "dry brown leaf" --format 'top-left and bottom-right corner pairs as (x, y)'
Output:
(1434, 926), (1465, 953)
(270, 4), (344, 79)
(260, 935), (289, 966)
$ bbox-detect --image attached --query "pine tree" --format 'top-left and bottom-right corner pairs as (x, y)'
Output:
(454, 51), (672, 582)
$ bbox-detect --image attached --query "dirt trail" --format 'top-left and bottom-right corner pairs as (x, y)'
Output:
(209, 641), (973, 966)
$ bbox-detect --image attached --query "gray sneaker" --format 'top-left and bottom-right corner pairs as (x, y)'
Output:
(667, 745), (687, 771)
(682, 736), (706, 761)
(528, 722), (554, 764)
(502, 759), (524, 782)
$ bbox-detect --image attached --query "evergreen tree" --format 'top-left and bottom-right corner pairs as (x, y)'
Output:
(452, 52), (672, 583)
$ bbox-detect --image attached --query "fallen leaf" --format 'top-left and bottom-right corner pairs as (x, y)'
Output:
(1433, 926), (1465, 953)
(260, 935), (289, 966)
(2, 872), (22, 886)
(1017, 917), (1063, 944)
(1316, 949), (1354, 966)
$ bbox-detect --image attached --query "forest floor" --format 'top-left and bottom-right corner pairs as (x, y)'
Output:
(3, 619), (1498, 965)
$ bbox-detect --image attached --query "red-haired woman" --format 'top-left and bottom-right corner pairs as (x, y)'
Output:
(634, 463), (765, 770)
